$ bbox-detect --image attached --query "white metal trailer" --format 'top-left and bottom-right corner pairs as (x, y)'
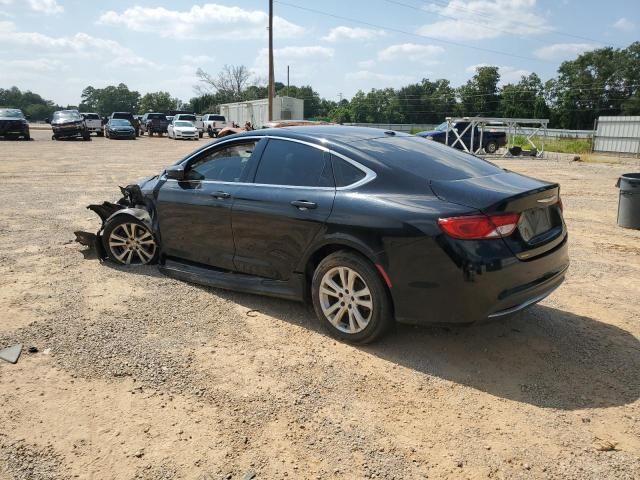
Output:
(218, 96), (304, 128)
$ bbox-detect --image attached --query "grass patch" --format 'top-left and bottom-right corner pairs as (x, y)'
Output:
(512, 135), (592, 154)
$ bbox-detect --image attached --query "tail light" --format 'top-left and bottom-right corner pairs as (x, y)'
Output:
(438, 213), (521, 240)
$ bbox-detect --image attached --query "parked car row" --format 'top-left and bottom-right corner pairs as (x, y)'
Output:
(2, 107), (239, 143)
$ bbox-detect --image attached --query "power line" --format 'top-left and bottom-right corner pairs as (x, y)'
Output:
(274, 0), (555, 64)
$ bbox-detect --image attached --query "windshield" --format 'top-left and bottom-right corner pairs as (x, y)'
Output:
(111, 119), (131, 127)
(434, 122), (448, 132)
(178, 115), (196, 121)
(53, 111), (81, 120)
(175, 121), (193, 127)
(0, 108), (25, 118)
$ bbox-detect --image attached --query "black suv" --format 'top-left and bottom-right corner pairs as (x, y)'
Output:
(111, 112), (140, 136)
(140, 112), (169, 137)
(51, 110), (90, 141)
(0, 108), (30, 140)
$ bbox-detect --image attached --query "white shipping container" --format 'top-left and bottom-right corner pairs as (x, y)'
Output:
(594, 116), (640, 155)
(219, 96), (304, 128)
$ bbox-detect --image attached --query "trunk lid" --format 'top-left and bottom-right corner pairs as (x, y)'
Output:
(431, 172), (566, 259)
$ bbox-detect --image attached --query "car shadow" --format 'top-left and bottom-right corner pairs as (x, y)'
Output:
(81, 252), (640, 410)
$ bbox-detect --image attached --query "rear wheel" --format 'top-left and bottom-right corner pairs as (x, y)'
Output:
(311, 251), (392, 344)
(102, 216), (158, 266)
(485, 141), (498, 154)
(199, 131), (204, 138)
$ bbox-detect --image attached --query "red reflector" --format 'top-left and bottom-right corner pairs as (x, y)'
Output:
(438, 213), (521, 240)
(375, 264), (393, 289)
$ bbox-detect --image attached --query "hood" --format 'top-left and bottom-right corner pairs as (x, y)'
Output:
(53, 118), (81, 125)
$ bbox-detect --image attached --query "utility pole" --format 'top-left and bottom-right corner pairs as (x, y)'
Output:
(268, 0), (274, 121)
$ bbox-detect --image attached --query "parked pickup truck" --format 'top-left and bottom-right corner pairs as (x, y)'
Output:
(81, 113), (103, 136)
(417, 121), (507, 154)
(140, 112), (169, 136)
(202, 114), (229, 138)
(173, 113), (203, 138)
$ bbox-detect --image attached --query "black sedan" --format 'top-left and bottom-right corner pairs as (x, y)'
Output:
(105, 118), (136, 140)
(77, 126), (569, 343)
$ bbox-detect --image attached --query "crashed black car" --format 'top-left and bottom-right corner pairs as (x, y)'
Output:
(76, 126), (569, 344)
(51, 110), (90, 141)
(0, 108), (30, 140)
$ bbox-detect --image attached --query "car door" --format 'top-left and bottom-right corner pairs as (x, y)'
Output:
(156, 138), (263, 269)
(231, 138), (336, 280)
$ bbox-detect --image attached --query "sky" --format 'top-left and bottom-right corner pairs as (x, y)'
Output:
(0, 0), (638, 106)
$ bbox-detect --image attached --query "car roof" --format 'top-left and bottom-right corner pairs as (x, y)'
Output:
(233, 125), (411, 146)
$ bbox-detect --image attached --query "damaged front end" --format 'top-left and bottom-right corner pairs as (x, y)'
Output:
(74, 184), (153, 260)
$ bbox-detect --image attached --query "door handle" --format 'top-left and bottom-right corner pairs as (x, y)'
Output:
(291, 200), (317, 210)
(211, 191), (231, 200)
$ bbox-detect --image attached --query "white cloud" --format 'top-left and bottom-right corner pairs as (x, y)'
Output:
(418, 0), (549, 40)
(377, 43), (444, 64)
(534, 43), (596, 60)
(98, 4), (303, 40)
(0, 25), (155, 69)
(27, 0), (63, 15)
(182, 55), (215, 65)
(612, 18), (635, 32)
(466, 63), (532, 84)
(358, 59), (376, 69)
(5, 58), (66, 72)
(322, 26), (385, 42)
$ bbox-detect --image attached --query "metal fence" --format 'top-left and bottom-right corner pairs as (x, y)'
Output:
(343, 122), (594, 138)
(593, 116), (640, 155)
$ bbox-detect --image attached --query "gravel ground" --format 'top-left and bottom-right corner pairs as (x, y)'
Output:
(0, 130), (639, 479)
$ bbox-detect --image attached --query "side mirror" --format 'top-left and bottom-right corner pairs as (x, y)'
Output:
(166, 165), (185, 181)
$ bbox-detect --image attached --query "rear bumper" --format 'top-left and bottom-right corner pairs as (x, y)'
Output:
(388, 234), (569, 325)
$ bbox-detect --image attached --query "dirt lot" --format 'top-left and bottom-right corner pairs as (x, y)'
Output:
(1, 130), (639, 480)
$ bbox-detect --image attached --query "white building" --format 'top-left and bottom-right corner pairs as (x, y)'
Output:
(218, 96), (304, 128)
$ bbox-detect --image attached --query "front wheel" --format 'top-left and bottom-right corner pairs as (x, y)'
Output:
(311, 251), (392, 344)
(485, 141), (498, 154)
(102, 216), (158, 265)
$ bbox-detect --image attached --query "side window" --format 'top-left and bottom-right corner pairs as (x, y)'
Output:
(254, 139), (333, 187)
(186, 141), (257, 182)
(332, 156), (366, 187)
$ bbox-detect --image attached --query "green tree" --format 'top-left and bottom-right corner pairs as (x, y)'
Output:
(499, 73), (549, 119)
(138, 91), (178, 113)
(78, 83), (140, 115)
(458, 66), (501, 117)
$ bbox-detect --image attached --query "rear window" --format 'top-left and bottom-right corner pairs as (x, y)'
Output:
(210, 115), (225, 121)
(178, 114), (196, 121)
(356, 136), (503, 181)
(83, 113), (100, 120)
(148, 113), (166, 120)
(112, 113), (132, 119)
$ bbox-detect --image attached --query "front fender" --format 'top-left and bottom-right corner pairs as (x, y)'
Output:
(104, 207), (153, 231)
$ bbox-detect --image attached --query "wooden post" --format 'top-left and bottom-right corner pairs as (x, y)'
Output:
(268, 0), (274, 121)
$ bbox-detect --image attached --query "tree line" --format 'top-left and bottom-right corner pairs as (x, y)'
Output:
(2, 42), (637, 129)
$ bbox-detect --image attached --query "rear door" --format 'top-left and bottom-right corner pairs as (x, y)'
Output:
(156, 138), (263, 269)
(231, 138), (336, 280)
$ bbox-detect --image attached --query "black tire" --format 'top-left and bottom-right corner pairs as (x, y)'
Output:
(148, 130), (153, 137)
(485, 141), (498, 154)
(135, 129), (140, 137)
(208, 128), (214, 138)
(102, 215), (158, 266)
(199, 131), (203, 138)
(311, 251), (392, 344)
(97, 131), (104, 137)
(23, 133), (31, 141)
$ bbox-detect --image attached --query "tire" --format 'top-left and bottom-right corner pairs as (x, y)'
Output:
(136, 129), (140, 137)
(485, 141), (498, 154)
(311, 251), (392, 344)
(23, 133), (31, 141)
(148, 130), (153, 137)
(97, 131), (104, 137)
(208, 128), (214, 138)
(82, 131), (90, 141)
(102, 216), (158, 266)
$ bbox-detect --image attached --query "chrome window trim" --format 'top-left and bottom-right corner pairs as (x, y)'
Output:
(174, 135), (377, 190)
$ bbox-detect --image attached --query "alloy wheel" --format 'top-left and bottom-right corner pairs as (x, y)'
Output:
(319, 266), (373, 334)
(108, 222), (156, 265)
